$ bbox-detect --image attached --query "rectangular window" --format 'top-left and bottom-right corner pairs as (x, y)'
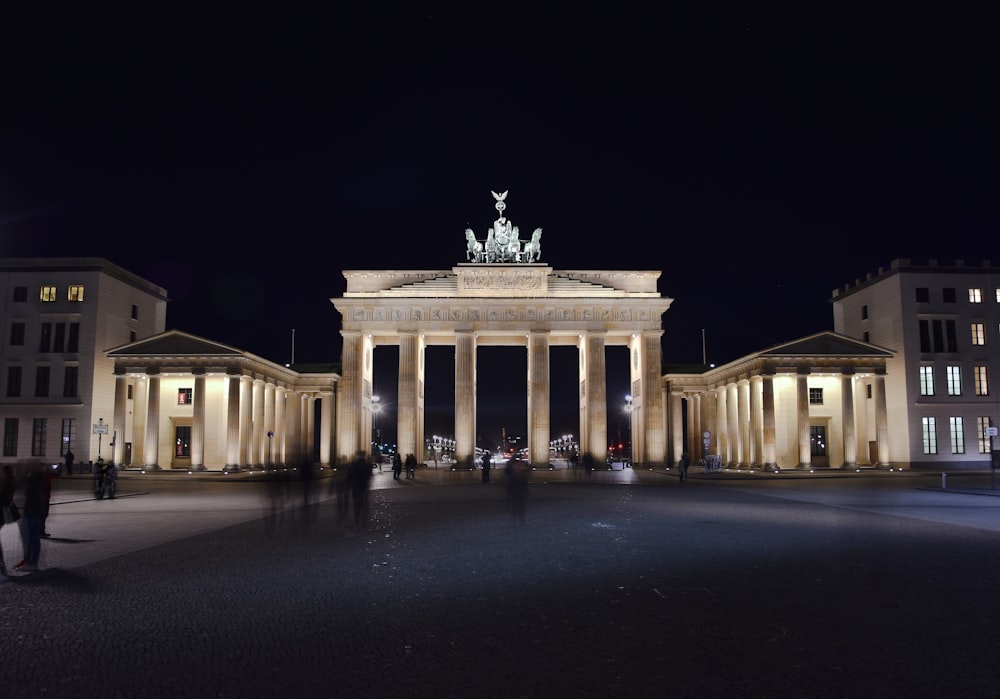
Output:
(13, 286), (27, 302)
(68, 285), (85, 302)
(63, 366), (78, 397)
(61, 418), (75, 456)
(53, 323), (66, 352)
(919, 366), (935, 396)
(131, 304), (138, 320)
(809, 387), (823, 405)
(39, 322), (52, 352)
(40, 285), (57, 302)
(863, 331), (870, 343)
(6, 366), (21, 397)
(916, 287), (930, 303)
(947, 320), (958, 352)
(943, 288), (957, 303)
(31, 418), (46, 457)
(35, 366), (50, 397)
(977, 417), (991, 454)
(67, 322), (79, 353)
(10, 322), (25, 346)
(919, 320), (931, 352)
(178, 387), (193, 405)
(130, 331), (136, 342)
(947, 365), (962, 396)
(950, 416), (966, 454)
(3, 418), (18, 457)
(861, 304), (868, 320)
(996, 289), (1000, 303)
(175, 425), (191, 458)
(975, 366), (989, 396)
(969, 288), (983, 303)
(972, 323), (986, 346)
(922, 417), (938, 455)
(127, 384), (134, 400)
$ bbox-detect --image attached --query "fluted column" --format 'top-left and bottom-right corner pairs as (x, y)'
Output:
(761, 373), (777, 468)
(841, 370), (857, 469)
(716, 386), (729, 464)
(454, 331), (476, 468)
(749, 376), (761, 467)
(239, 375), (252, 467)
(528, 332), (551, 466)
(797, 370), (811, 468)
(113, 371), (128, 466)
(319, 390), (333, 466)
(874, 371), (890, 467)
(398, 333), (420, 460)
(287, 391), (302, 465)
(225, 372), (241, 468)
(264, 383), (276, 466)
(191, 370), (206, 470)
(252, 379), (265, 466)
(738, 379), (750, 467)
(583, 333), (607, 463)
(670, 392), (684, 465)
(704, 387), (717, 458)
(726, 383), (738, 467)
(337, 332), (362, 464)
(144, 371), (160, 469)
(133, 378), (147, 465)
(640, 332), (665, 467)
(274, 387), (286, 464)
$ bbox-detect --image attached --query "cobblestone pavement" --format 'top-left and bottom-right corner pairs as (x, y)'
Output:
(3, 467), (1000, 697)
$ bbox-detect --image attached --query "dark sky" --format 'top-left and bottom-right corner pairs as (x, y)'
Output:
(2, 8), (996, 442)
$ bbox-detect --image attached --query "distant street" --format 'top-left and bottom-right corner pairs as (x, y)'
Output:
(4, 468), (1000, 698)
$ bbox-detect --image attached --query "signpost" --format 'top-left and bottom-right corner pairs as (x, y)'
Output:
(93, 417), (109, 461)
(989, 424), (998, 490)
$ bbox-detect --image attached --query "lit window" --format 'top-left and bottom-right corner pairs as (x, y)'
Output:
(972, 323), (986, 346)
(950, 416), (966, 454)
(40, 285), (57, 302)
(977, 417), (991, 454)
(947, 365), (962, 396)
(969, 288), (983, 303)
(919, 366), (935, 396)
(178, 388), (193, 405)
(808, 387), (823, 405)
(68, 285), (85, 302)
(922, 417), (938, 455)
(975, 366), (989, 396)
(996, 289), (1000, 303)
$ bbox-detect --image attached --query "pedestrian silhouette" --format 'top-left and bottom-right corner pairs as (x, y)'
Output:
(677, 452), (690, 482)
(392, 452), (403, 480)
(64, 450), (75, 476)
(481, 452), (492, 483)
(404, 453), (417, 480)
(347, 450), (372, 525)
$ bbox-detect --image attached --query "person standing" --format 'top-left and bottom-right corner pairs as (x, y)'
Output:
(0, 465), (19, 581)
(64, 450), (75, 476)
(392, 452), (403, 481)
(347, 451), (372, 525)
(16, 468), (45, 572)
(481, 452), (492, 483)
(677, 452), (690, 483)
(404, 453), (417, 480)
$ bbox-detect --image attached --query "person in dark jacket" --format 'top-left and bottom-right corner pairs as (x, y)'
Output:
(17, 468), (46, 571)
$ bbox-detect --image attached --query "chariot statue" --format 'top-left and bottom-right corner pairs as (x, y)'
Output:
(463, 190), (542, 264)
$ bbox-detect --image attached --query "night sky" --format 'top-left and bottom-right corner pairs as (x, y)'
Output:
(2, 8), (996, 442)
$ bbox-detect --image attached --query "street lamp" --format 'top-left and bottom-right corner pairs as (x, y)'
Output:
(372, 395), (382, 465)
(622, 395), (634, 465)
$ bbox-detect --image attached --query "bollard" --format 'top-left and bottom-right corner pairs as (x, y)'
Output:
(941, 472), (947, 489)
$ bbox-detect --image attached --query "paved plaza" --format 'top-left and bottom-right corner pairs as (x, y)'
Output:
(3, 466), (1000, 698)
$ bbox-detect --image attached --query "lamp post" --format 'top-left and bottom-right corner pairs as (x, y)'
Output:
(623, 395), (634, 466)
(371, 395), (382, 466)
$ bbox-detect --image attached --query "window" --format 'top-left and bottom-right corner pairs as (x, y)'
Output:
(972, 323), (986, 346)
(67, 323), (79, 353)
(40, 285), (57, 302)
(53, 323), (65, 352)
(175, 425), (191, 458)
(127, 384), (134, 400)
(996, 289), (1000, 303)
(6, 366), (21, 397)
(947, 365), (962, 396)
(922, 417), (938, 455)
(975, 366), (989, 396)
(131, 304), (138, 320)
(919, 320), (958, 353)
(68, 285), (84, 302)
(39, 322), (52, 352)
(867, 384), (872, 399)
(13, 286), (27, 302)
(130, 331), (136, 342)
(916, 287), (930, 303)
(943, 288), (957, 303)
(977, 417), (991, 454)
(919, 366), (935, 396)
(31, 418), (46, 457)
(35, 366), (50, 397)
(63, 366), (78, 397)
(809, 387), (823, 405)
(3, 418), (18, 457)
(861, 304), (868, 320)
(178, 387), (193, 405)
(9, 322), (24, 346)
(969, 288), (983, 303)
(61, 418), (75, 456)
(863, 331), (870, 343)
(950, 416), (966, 454)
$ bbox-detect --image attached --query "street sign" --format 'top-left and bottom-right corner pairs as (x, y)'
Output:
(987, 426), (998, 437)
(93, 423), (109, 434)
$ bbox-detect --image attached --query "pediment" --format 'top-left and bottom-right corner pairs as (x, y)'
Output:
(759, 331), (893, 358)
(106, 329), (244, 357)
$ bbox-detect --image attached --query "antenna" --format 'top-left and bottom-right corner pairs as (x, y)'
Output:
(291, 329), (296, 365)
(702, 328), (707, 365)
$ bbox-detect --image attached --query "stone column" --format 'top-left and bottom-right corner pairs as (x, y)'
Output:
(319, 390), (333, 467)
(841, 370), (857, 469)
(274, 387), (286, 465)
(670, 391), (684, 465)
(113, 371), (128, 466)
(874, 371), (890, 467)
(704, 387), (718, 458)
(398, 333), (420, 460)
(253, 379), (265, 466)
(287, 391), (302, 466)
(583, 333), (607, 463)
(528, 332), (551, 466)
(797, 370), (811, 468)
(133, 377), (147, 466)
(144, 371), (160, 470)
(239, 375), (252, 468)
(642, 332), (666, 467)
(716, 386), (729, 464)
(727, 383), (739, 467)
(225, 372), (241, 469)
(738, 379), (750, 467)
(191, 370), (206, 470)
(337, 332), (362, 464)
(264, 383), (276, 466)
(454, 331), (476, 468)
(761, 373), (777, 468)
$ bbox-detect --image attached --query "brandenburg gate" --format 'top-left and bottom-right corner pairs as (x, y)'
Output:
(333, 192), (673, 467)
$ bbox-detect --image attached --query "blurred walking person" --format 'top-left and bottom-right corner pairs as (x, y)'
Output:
(0, 465), (20, 581)
(347, 451), (372, 525)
